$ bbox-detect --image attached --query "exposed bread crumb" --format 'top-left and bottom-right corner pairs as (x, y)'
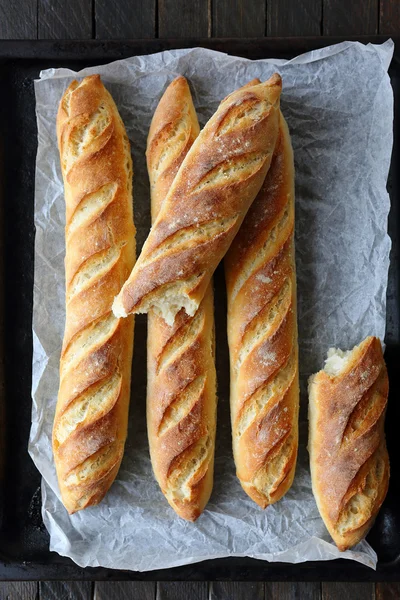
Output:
(256, 273), (272, 284)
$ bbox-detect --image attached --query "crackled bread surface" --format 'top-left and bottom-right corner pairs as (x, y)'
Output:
(113, 74), (282, 325)
(225, 111), (299, 508)
(308, 336), (390, 551)
(146, 76), (217, 521)
(53, 75), (135, 513)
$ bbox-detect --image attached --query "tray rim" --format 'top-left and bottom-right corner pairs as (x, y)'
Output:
(0, 34), (399, 582)
(0, 35), (398, 61)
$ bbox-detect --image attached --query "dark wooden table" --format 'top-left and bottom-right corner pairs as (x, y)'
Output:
(1, 0), (399, 598)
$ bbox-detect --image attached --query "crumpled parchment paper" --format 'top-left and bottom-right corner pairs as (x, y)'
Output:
(30, 40), (394, 571)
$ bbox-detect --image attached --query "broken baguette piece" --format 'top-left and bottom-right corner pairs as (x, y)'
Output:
(308, 336), (390, 551)
(113, 74), (282, 325)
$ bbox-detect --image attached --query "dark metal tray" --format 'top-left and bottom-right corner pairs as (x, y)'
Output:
(0, 37), (398, 582)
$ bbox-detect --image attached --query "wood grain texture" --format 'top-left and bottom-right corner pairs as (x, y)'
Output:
(95, 582), (156, 600)
(96, 0), (156, 39)
(210, 582), (264, 599)
(267, 0), (321, 36)
(376, 583), (400, 600)
(265, 582), (321, 599)
(38, 0), (92, 38)
(40, 582), (92, 600)
(323, 0), (378, 35)
(380, 0), (400, 34)
(158, 0), (210, 37)
(0, 0), (37, 38)
(0, 583), (39, 600)
(212, 0), (265, 37)
(322, 582), (375, 600)
(156, 582), (208, 600)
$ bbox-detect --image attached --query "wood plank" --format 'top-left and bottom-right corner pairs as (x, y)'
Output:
(156, 582), (208, 600)
(40, 582), (92, 600)
(210, 582), (264, 599)
(265, 582), (321, 599)
(96, 0), (156, 39)
(323, 0), (378, 35)
(322, 582), (374, 600)
(376, 583), (400, 600)
(380, 0), (400, 34)
(0, 583), (39, 600)
(0, 0), (37, 38)
(158, 0), (210, 37)
(267, 0), (321, 36)
(38, 0), (92, 39)
(212, 0), (265, 37)
(94, 582), (156, 600)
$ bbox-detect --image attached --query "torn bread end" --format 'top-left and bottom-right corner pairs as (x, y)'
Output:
(112, 296), (128, 319)
(152, 295), (198, 327)
(323, 347), (353, 376)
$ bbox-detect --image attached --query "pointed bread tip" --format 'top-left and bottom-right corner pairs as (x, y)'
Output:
(266, 73), (282, 87)
(262, 73), (282, 106)
(171, 74), (188, 87)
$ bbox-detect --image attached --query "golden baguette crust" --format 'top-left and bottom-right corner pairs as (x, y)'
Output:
(147, 76), (200, 220)
(54, 75), (135, 513)
(225, 112), (299, 508)
(146, 76), (217, 521)
(113, 75), (282, 325)
(308, 336), (390, 551)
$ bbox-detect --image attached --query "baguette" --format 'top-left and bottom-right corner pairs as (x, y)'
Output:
(225, 111), (299, 507)
(53, 75), (135, 513)
(146, 76), (217, 520)
(113, 75), (282, 326)
(308, 336), (390, 551)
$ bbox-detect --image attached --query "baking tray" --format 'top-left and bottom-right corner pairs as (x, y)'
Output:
(0, 37), (398, 581)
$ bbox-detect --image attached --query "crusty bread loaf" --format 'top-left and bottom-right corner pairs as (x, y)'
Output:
(147, 75), (200, 221)
(225, 111), (299, 508)
(53, 75), (135, 513)
(146, 76), (217, 520)
(113, 75), (282, 326)
(308, 336), (390, 551)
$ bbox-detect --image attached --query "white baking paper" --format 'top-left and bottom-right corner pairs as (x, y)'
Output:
(30, 40), (394, 571)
